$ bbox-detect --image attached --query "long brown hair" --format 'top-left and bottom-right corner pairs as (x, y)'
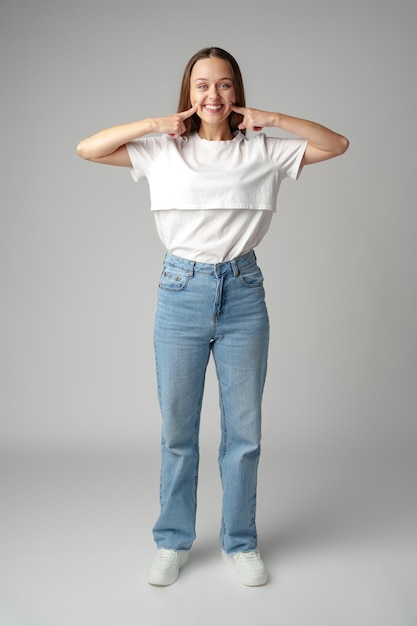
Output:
(177, 47), (246, 137)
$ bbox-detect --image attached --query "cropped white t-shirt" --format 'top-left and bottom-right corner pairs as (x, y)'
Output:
(127, 131), (307, 262)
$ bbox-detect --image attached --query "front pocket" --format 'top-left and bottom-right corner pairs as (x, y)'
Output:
(159, 269), (189, 292)
(238, 264), (264, 288)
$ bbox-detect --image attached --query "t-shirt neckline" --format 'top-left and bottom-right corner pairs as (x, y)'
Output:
(194, 130), (243, 144)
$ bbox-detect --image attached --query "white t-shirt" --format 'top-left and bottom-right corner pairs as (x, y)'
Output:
(127, 131), (307, 262)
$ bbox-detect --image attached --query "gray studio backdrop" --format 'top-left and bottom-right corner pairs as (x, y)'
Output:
(1, 0), (416, 466)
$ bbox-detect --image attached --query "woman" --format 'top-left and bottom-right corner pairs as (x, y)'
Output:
(77, 46), (348, 587)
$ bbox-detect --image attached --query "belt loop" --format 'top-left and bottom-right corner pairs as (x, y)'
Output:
(231, 259), (240, 277)
(187, 261), (195, 277)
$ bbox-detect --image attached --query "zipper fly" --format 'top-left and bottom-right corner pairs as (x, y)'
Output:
(212, 275), (224, 325)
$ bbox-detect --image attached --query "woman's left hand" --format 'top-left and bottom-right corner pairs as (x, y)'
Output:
(229, 105), (276, 132)
(230, 104), (349, 164)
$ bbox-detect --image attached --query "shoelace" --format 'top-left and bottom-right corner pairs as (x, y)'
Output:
(238, 551), (260, 561)
(158, 549), (176, 561)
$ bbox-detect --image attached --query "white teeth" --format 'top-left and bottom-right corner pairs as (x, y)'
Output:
(205, 105), (222, 110)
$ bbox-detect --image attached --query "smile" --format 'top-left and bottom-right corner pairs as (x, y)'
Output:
(204, 104), (223, 112)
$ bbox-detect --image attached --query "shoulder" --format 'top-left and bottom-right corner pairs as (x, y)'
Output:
(239, 132), (269, 155)
(127, 134), (178, 161)
(129, 134), (170, 149)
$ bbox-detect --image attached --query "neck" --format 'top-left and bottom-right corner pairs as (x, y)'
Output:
(198, 122), (233, 141)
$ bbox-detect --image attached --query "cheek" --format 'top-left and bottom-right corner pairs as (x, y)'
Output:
(195, 91), (207, 106)
(190, 89), (202, 106)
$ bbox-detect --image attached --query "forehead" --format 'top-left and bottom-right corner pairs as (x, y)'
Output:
(190, 57), (233, 80)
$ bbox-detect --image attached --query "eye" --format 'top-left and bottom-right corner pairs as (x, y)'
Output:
(197, 84), (208, 90)
(219, 83), (232, 89)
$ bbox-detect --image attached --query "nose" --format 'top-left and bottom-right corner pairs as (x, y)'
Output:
(208, 84), (220, 99)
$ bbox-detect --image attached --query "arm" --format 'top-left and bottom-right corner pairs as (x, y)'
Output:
(230, 105), (349, 165)
(76, 104), (198, 166)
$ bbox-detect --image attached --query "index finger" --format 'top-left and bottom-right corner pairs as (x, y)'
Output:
(230, 103), (245, 114)
(180, 103), (198, 120)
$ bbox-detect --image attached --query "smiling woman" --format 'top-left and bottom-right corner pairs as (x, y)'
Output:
(76, 45), (348, 588)
(177, 47), (246, 139)
(189, 58), (236, 140)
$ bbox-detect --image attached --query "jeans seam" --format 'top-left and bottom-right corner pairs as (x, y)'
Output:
(215, 359), (228, 551)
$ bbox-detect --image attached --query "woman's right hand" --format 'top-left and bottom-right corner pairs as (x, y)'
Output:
(154, 103), (198, 137)
(77, 104), (199, 165)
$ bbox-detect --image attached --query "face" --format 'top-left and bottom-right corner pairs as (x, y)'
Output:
(189, 57), (236, 130)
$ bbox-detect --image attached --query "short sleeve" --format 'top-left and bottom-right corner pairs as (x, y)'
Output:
(264, 136), (308, 181)
(126, 136), (167, 182)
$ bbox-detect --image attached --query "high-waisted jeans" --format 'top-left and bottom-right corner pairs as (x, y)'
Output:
(153, 250), (269, 555)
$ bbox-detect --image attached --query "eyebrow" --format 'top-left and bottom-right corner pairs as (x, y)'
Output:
(193, 77), (233, 82)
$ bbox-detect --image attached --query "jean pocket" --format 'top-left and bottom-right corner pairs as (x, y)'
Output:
(159, 268), (190, 291)
(238, 264), (264, 288)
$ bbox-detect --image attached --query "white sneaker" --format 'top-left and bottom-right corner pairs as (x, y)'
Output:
(222, 550), (268, 586)
(148, 549), (189, 586)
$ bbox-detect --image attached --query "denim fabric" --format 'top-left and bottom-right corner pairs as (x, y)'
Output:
(153, 250), (269, 554)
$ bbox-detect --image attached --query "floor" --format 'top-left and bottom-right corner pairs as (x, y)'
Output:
(1, 448), (416, 626)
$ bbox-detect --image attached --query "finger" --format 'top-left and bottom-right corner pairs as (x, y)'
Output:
(168, 124), (185, 138)
(180, 103), (198, 120)
(230, 103), (245, 114)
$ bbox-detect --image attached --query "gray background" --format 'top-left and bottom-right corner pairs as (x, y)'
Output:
(1, 0), (416, 624)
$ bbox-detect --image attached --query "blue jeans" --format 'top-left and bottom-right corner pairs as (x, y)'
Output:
(153, 250), (269, 555)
